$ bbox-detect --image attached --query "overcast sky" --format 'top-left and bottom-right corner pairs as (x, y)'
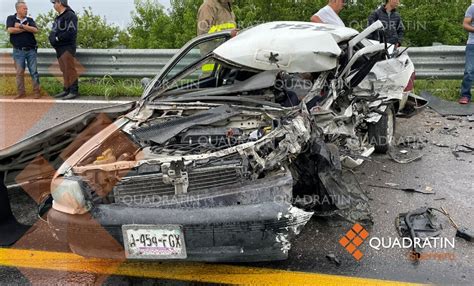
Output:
(0, 0), (171, 28)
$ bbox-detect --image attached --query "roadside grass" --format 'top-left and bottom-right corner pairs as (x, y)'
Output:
(0, 75), (143, 98)
(415, 79), (465, 102)
(0, 76), (467, 102)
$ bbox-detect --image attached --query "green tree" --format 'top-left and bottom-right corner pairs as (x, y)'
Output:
(169, 0), (202, 47)
(400, 0), (469, 46)
(128, 0), (472, 48)
(128, 0), (176, 48)
(0, 24), (9, 48)
(233, 0), (323, 27)
(77, 8), (123, 48)
(35, 7), (124, 48)
(339, 0), (470, 46)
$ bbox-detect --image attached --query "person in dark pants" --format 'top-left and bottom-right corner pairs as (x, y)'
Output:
(368, 0), (404, 48)
(49, 0), (79, 100)
(6, 1), (41, 99)
(459, 3), (474, 105)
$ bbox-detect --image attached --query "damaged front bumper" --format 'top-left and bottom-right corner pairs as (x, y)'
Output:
(47, 171), (313, 262)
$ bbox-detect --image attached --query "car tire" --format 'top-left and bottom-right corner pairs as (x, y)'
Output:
(0, 173), (30, 246)
(368, 104), (395, 154)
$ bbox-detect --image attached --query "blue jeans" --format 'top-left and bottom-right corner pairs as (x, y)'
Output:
(461, 44), (474, 100)
(12, 48), (40, 95)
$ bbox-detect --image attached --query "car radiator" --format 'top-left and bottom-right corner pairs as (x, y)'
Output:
(113, 166), (242, 205)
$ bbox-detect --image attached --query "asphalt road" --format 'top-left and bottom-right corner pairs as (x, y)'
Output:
(256, 109), (474, 284)
(1, 99), (473, 285)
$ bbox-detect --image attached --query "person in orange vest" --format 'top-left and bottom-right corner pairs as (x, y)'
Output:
(197, 0), (236, 36)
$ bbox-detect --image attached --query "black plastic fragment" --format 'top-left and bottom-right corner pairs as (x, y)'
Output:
(0, 172), (30, 246)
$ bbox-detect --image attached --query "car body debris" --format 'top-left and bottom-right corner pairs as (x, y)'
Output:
(396, 208), (442, 260)
(326, 253), (342, 266)
(441, 207), (474, 242)
(388, 148), (424, 164)
(369, 184), (435, 195)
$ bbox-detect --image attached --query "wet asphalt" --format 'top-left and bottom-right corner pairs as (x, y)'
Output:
(0, 99), (473, 285)
(255, 109), (474, 285)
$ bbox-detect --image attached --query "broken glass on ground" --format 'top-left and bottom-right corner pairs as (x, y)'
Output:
(388, 145), (424, 164)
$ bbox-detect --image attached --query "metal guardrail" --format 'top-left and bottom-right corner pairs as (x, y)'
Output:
(407, 46), (465, 79)
(0, 48), (180, 78)
(0, 46), (467, 79)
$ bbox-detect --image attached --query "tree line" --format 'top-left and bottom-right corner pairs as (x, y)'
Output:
(2, 0), (471, 49)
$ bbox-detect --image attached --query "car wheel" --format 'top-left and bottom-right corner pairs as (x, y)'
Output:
(0, 175), (30, 246)
(368, 104), (395, 154)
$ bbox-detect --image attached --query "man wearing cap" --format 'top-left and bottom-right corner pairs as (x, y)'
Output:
(6, 1), (41, 99)
(49, 0), (79, 100)
(310, 0), (346, 27)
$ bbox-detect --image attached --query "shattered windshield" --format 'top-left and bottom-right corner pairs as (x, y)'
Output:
(152, 62), (318, 110)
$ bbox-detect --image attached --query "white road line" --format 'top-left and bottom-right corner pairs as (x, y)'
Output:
(0, 98), (134, 104)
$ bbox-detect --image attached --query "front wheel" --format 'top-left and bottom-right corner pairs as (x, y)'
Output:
(368, 104), (395, 154)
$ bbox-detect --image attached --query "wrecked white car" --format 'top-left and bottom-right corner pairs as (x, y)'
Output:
(0, 21), (424, 262)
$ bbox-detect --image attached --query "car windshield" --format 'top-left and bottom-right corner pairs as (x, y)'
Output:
(148, 53), (319, 110)
(161, 56), (224, 95)
(162, 38), (227, 82)
(142, 34), (231, 101)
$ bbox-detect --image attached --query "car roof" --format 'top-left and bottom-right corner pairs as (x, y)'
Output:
(214, 21), (359, 73)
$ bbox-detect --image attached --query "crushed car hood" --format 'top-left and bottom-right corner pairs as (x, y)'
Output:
(214, 21), (358, 73)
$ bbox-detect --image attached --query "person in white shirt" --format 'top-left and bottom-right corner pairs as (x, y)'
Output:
(310, 0), (346, 27)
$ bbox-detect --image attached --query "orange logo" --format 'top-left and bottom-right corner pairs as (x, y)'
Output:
(339, 223), (369, 261)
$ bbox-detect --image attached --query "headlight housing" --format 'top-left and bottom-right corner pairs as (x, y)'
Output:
(51, 177), (91, 215)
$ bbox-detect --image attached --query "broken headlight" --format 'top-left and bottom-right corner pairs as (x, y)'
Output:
(51, 177), (91, 215)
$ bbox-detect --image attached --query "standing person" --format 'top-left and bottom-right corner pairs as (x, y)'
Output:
(197, 0), (236, 36)
(49, 0), (79, 100)
(367, 0), (404, 47)
(197, 0), (236, 74)
(310, 0), (346, 27)
(459, 3), (474, 105)
(6, 1), (41, 99)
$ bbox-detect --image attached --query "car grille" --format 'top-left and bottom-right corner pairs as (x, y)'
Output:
(113, 166), (242, 204)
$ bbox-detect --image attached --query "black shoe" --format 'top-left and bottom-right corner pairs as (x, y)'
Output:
(62, 93), (79, 100)
(53, 91), (69, 98)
